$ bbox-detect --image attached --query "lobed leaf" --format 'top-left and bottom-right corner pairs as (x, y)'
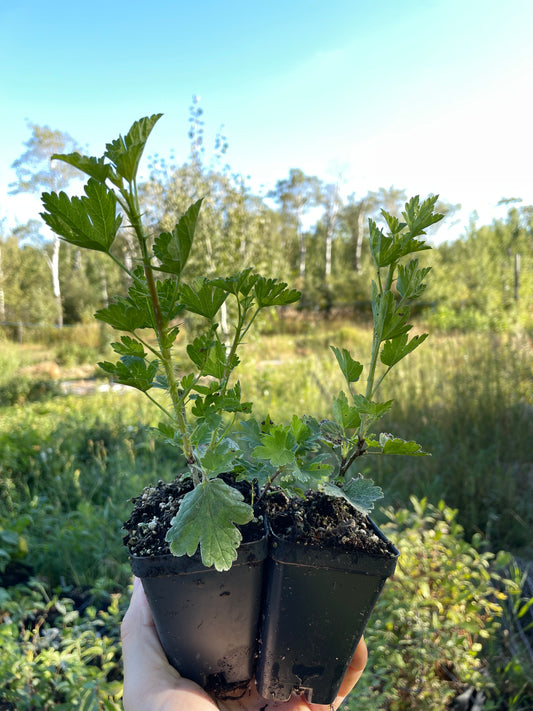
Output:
(252, 425), (296, 467)
(153, 199), (203, 275)
(180, 280), (228, 319)
(368, 219), (403, 268)
(51, 152), (121, 186)
(111, 336), (146, 358)
(95, 298), (152, 332)
(186, 333), (229, 379)
(402, 194), (444, 239)
(199, 439), (238, 475)
(380, 333), (428, 368)
(396, 260), (432, 301)
(210, 268), (258, 297)
(165, 478), (253, 571)
(98, 356), (158, 392)
(332, 391), (361, 431)
(104, 113), (163, 182)
(331, 346), (363, 383)
(253, 277), (301, 308)
(352, 393), (393, 429)
(323, 476), (384, 516)
(41, 180), (121, 253)
(381, 436), (430, 456)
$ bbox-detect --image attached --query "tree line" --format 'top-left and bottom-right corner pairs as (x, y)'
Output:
(1, 101), (532, 334)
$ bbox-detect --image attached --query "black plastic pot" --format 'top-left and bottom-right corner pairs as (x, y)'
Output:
(255, 518), (399, 704)
(130, 533), (268, 693)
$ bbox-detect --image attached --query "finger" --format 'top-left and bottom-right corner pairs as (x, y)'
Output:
(307, 637), (368, 711)
(120, 578), (160, 663)
(122, 577), (181, 706)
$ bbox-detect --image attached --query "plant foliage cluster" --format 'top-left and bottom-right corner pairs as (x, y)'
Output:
(37, 112), (446, 571)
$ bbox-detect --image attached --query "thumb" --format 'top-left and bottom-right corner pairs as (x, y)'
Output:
(121, 577), (182, 700)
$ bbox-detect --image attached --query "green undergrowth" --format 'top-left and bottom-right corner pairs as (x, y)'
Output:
(345, 499), (533, 711)
(0, 580), (125, 710)
(1, 501), (531, 710)
(0, 392), (183, 588)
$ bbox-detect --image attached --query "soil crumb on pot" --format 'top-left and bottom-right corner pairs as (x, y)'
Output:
(123, 475), (264, 558)
(265, 489), (394, 557)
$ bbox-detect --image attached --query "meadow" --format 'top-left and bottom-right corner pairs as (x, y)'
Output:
(0, 319), (532, 709)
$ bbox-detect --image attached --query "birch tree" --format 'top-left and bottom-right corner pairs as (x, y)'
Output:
(10, 123), (80, 328)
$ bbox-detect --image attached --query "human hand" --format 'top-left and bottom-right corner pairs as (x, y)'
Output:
(121, 576), (367, 711)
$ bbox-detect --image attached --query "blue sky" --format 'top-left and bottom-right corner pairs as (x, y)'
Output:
(1, 0), (532, 242)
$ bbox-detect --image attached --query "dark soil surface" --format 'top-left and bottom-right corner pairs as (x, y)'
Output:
(123, 475), (264, 558)
(264, 489), (395, 557)
(124, 476), (394, 559)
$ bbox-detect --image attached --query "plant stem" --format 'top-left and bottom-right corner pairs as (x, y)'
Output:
(126, 182), (198, 483)
(256, 467), (283, 504)
(340, 436), (366, 478)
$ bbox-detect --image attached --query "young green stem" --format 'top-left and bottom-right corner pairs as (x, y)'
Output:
(339, 436), (366, 478)
(126, 184), (198, 483)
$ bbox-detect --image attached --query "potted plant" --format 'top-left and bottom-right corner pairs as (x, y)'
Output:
(240, 195), (444, 703)
(40, 111), (445, 704)
(39, 113), (300, 695)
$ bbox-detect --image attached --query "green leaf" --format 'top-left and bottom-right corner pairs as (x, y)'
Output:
(253, 276), (301, 308)
(41, 179), (121, 253)
(396, 259), (431, 301)
(190, 414), (223, 448)
(332, 391), (361, 430)
(325, 476), (384, 516)
(165, 478), (253, 571)
(153, 199), (203, 275)
(79, 688), (100, 711)
(253, 425), (296, 467)
(381, 211), (407, 236)
(195, 381), (251, 415)
(95, 297), (152, 332)
(111, 336), (146, 358)
(155, 277), (183, 322)
(51, 152), (120, 185)
(402, 194), (444, 239)
(199, 439), (238, 475)
(180, 279), (228, 319)
(99, 356), (158, 392)
(289, 414), (312, 444)
(331, 346), (363, 383)
(381, 436), (430, 456)
(104, 113), (163, 182)
(186, 333), (229, 379)
(380, 333), (428, 367)
(210, 268), (258, 297)
(237, 418), (263, 450)
(352, 393), (393, 430)
(368, 219), (402, 268)
(318, 418), (346, 445)
(372, 290), (412, 341)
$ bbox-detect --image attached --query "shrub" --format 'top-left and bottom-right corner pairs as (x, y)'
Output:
(0, 377), (62, 407)
(346, 498), (505, 710)
(0, 581), (124, 710)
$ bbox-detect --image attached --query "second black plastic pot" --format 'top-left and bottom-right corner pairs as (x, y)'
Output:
(255, 518), (399, 704)
(130, 533), (268, 693)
